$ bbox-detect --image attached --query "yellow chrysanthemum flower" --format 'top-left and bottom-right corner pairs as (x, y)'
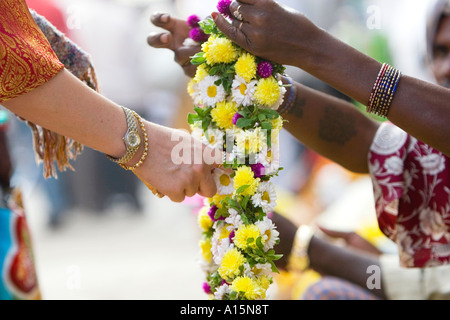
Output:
(199, 238), (213, 263)
(235, 53), (257, 83)
(202, 36), (238, 65)
(194, 63), (209, 83)
(209, 194), (229, 209)
(256, 275), (271, 299)
(234, 166), (259, 196)
(230, 276), (262, 300)
(216, 224), (232, 241)
(198, 206), (213, 231)
(234, 224), (263, 250)
(236, 127), (267, 154)
(211, 101), (237, 130)
(218, 248), (246, 280)
(254, 77), (282, 108)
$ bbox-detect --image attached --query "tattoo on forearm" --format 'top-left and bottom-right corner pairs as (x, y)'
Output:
(288, 96), (307, 119)
(319, 106), (357, 146)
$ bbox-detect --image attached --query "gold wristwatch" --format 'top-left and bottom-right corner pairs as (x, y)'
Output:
(107, 106), (141, 165)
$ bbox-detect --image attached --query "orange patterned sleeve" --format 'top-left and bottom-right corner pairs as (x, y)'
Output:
(0, 0), (64, 103)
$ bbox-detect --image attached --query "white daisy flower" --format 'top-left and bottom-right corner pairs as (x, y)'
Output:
(202, 127), (224, 149)
(225, 208), (243, 231)
(212, 236), (233, 265)
(187, 79), (203, 106)
(231, 76), (257, 106)
(225, 143), (246, 166)
(198, 75), (226, 107)
(214, 283), (231, 300)
(252, 182), (277, 214)
(244, 262), (273, 278)
(255, 217), (280, 251)
(213, 168), (234, 195)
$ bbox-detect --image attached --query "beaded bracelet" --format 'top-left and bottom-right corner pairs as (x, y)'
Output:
(367, 63), (402, 118)
(278, 75), (298, 116)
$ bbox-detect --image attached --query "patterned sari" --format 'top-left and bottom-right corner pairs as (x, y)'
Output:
(0, 0), (64, 102)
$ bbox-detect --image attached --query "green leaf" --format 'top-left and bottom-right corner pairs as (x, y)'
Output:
(260, 121), (272, 130)
(236, 118), (254, 129)
(191, 52), (206, 65)
(187, 113), (199, 125)
(256, 236), (264, 251)
(235, 184), (249, 194)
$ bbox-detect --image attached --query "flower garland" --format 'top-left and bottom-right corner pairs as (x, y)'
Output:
(187, 1), (286, 300)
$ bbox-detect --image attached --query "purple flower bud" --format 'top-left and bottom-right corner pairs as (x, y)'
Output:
(232, 112), (243, 125)
(208, 205), (218, 221)
(217, 0), (232, 18)
(202, 282), (211, 294)
(189, 27), (209, 43)
(187, 15), (201, 28)
(251, 163), (266, 178)
(257, 61), (274, 78)
(228, 230), (235, 242)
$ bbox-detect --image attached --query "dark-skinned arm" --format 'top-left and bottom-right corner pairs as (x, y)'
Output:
(213, 0), (450, 157)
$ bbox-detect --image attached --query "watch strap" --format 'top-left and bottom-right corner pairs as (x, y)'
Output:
(107, 106), (141, 165)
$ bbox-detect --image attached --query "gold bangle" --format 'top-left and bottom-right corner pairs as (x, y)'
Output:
(120, 110), (149, 171)
(287, 225), (315, 273)
(116, 111), (165, 199)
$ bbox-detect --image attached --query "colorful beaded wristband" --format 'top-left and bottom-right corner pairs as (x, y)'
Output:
(367, 63), (401, 118)
(278, 75), (297, 116)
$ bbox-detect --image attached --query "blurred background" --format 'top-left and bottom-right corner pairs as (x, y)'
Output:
(0, 0), (439, 299)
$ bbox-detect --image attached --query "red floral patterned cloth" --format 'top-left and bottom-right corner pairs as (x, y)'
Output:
(369, 122), (450, 268)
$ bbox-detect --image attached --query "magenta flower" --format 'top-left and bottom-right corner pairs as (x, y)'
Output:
(208, 205), (225, 221)
(187, 14), (201, 28)
(217, 0), (232, 18)
(232, 112), (243, 125)
(189, 27), (209, 43)
(228, 230), (235, 243)
(251, 163), (266, 178)
(202, 282), (211, 294)
(257, 61), (274, 78)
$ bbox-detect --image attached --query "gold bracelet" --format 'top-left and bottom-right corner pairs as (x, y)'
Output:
(287, 225), (315, 273)
(119, 112), (165, 199)
(120, 110), (149, 171)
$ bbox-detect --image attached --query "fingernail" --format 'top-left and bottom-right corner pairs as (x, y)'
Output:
(211, 12), (218, 20)
(161, 13), (169, 23)
(160, 33), (169, 43)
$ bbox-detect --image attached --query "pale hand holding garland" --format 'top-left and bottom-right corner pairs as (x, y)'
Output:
(187, 1), (287, 300)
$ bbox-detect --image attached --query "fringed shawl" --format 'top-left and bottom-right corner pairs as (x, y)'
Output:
(0, 0), (98, 178)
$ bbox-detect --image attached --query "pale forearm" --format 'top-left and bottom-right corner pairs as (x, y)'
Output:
(3, 69), (127, 159)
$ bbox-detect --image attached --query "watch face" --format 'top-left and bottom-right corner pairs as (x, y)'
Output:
(125, 131), (141, 148)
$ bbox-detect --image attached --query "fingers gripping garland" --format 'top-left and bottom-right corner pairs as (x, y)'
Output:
(187, 1), (288, 300)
